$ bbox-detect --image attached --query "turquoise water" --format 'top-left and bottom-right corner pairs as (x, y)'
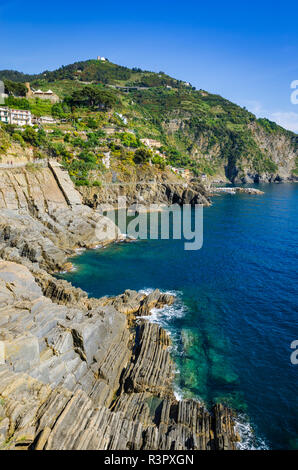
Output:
(60, 184), (298, 450)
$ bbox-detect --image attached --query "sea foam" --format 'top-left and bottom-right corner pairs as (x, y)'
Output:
(234, 415), (269, 450)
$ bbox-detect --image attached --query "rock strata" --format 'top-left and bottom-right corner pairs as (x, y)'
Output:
(79, 179), (211, 209)
(0, 166), (238, 450)
(0, 260), (238, 450)
(0, 167), (123, 272)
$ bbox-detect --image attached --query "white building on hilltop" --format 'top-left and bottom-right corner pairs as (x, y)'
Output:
(0, 107), (32, 126)
(97, 56), (106, 61)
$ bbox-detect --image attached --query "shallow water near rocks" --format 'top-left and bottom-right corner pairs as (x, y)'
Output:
(60, 183), (298, 450)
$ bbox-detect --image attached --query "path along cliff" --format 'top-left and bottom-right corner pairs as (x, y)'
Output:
(0, 164), (238, 450)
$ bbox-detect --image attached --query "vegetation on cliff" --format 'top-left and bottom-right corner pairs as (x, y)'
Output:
(0, 59), (297, 184)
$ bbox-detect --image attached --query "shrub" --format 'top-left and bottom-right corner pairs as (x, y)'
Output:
(75, 178), (90, 186)
(5, 95), (30, 110)
(119, 132), (139, 148)
(51, 128), (64, 138)
(12, 132), (25, 146)
(152, 154), (166, 169)
(133, 148), (152, 164)
(22, 127), (39, 145)
(86, 117), (98, 128)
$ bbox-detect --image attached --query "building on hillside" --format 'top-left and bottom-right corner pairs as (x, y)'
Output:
(97, 56), (106, 61)
(25, 83), (60, 103)
(0, 80), (7, 104)
(102, 151), (111, 169)
(115, 112), (128, 125)
(0, 107), (9, 124)
(32, 115), (57, 125)
(103, 127), (116, 135)
(0, 107), (32, 126)
(172, 167), (191, 178)
(141, 138), (162, 149)
(108, 84), (148, 93)
(0, 93), (8, 104)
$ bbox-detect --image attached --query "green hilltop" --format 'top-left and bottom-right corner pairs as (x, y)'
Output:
(0, 58), (297, 185)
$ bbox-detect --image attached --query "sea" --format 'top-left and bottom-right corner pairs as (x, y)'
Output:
(59, 183), (298, 450)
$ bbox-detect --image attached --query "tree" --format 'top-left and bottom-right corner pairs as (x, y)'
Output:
(5, 96), (30, 110)
(4, 79), (27, 97)
(22, 127), (47, 147)
(52, 102), (71, 119)
(67, 86), (117, 110)
(133, 148), (151, 164)
(22, 127), (39, 146)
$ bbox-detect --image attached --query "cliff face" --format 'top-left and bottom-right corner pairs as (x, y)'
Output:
(79, 179), (211, 209)
(0, 165), (122, 272)
(248, 122), (297, 182)
(163, 117), (298, 184)
(0, 165), (238, 450)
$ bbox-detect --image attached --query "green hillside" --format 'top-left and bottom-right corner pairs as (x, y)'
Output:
(0, 59), (297, 184)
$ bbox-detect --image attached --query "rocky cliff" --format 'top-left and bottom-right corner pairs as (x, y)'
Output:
(0, 165), (238, 450)
(0, 165), (122, 272)
(163, 116), (298, 184)
(79, 179), (211, 209)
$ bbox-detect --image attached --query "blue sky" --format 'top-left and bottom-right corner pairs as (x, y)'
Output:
(1, 0), (298, 132)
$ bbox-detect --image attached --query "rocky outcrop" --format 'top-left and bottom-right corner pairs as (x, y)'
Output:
(211, 187), (264, 195)
(0, 261), (238, 450)
(0, 167), (123, 272)
(79, 180), (211, 209)
(48, 161), (82, 207)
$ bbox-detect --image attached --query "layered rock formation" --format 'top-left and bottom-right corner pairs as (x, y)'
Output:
(0, 166), (122, 272)
(0, 263), (238, 450)
(79, 179), (211, 209)
(0, 165), (238, 450)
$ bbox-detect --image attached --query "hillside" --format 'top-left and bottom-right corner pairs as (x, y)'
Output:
(0, 59), (297, 185)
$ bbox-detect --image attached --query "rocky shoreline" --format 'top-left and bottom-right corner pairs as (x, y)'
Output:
(0, 165), (238, 450)
(211, 187), (264, 195)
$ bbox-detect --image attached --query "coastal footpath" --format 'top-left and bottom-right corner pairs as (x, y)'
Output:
(0, 164), (238, 450)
